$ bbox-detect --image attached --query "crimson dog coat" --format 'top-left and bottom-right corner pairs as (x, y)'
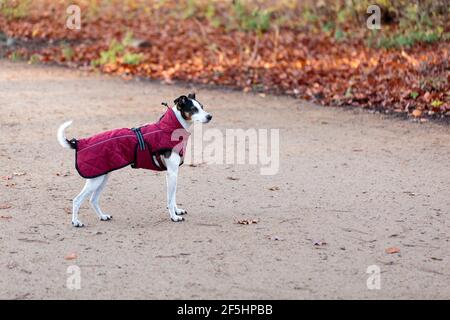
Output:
(73, 108), (190, 179)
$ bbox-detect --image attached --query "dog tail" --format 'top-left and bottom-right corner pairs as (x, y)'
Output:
(57, 120), (76, 149)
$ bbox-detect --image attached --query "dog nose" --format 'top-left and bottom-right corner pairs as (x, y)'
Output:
(206, 114), (212, 121)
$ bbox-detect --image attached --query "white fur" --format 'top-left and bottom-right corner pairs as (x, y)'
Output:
(162, 151), (185, 222)
(57, 120), (73, 148)
(190, 99), (212, 123)
(172, 106), (190, 129)
(71, 174), (110, 227)
(58, 97), (210, 227)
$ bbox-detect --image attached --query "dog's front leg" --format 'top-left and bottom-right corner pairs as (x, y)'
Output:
(165, 152), (184, 222)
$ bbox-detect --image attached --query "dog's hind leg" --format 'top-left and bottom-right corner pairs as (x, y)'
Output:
(89, 173), (112, 221)
(72, 175), (106, 227)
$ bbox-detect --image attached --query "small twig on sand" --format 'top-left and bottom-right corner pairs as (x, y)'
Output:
(340, 227), (369, 235)
(18, 238), (49, 244)
(343, 234), (377, 243)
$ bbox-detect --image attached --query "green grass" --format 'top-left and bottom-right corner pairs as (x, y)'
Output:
(3, 0), (448, 50)
(181, 0), (197, 19)
(28, 54), (41, 64)
(122, 52), (143, 65)
(61, 44), (75, 61)
(9, 51), (23, 62)
(334, 28), (346, 41)
(231, 0), (272, 33)
(0, 0), (31, 20)
(375, 29), (443, 48)
(361, 2), (448, 48)
(205, 2), (221, 28)
(410, 91), (419, 100)
(92, 31), (143, 66)
(92, 39), (124, 66)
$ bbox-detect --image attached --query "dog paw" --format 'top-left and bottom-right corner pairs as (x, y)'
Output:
(100, 214), (112, 221)
(72, 220), (84, 228)
(175, 208), (187, 215)
(171, 215), (184, 222)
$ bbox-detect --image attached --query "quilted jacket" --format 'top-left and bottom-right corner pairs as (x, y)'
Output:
(74, 108), (190, 178)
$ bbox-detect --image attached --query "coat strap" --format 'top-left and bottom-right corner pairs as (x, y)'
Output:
(131, 127), (146, 151)
(152, 153), (167, 171)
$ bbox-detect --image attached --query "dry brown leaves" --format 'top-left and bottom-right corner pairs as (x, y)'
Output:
(385, 247), (400, 254)
(0, 203), (12, 209)
(237, 219), (259, 225)
(64, 253), (77, 260)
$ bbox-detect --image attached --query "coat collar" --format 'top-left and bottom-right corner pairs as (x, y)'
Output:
(158, 108), (190, 135)
(171, 106), (190, 130)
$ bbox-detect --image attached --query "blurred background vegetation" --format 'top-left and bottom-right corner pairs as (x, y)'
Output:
(1, 0), (449, 48)
(1, 1), (449, 118)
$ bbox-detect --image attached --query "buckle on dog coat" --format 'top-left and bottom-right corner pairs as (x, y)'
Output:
(131, 126), (166, 171)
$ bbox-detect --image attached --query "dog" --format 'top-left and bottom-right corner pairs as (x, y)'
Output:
(57, 93), (212, 227)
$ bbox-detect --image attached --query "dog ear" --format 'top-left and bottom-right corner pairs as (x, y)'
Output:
(187, 93), (196, 100)
(174, 95), (188, 110)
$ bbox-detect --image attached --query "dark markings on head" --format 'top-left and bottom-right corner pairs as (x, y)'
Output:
(174, 93), (201, 119)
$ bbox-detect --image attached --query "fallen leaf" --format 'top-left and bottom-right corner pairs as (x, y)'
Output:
(389, 234), (399, 238)
(401, 50), (420, 68)
(64, 208), (71, 214)
(313, 240), (327, 246)
(237, 219), (258, 225)
(385, 247), (400, 254)
(412, 109), (422, 117)
(0, 204), (12, 209)
(268, 235), (284, 241)
(13, 171), (26, 176)
(1, 176), (13, 180)
(431, 257), (442, 261)
(227, 176), (239, 181)
(268, 186), (280, 191)
(1, 215), (13, 219)
(64, 253), (77, 260)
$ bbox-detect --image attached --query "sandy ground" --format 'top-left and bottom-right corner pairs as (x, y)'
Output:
(0, 61), (449, 300)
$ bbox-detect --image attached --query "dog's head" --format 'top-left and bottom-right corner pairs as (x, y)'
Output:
(174, 93), (212, 124)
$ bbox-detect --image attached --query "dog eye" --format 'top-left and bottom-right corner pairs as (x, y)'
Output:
(191, 106), (199, 113)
